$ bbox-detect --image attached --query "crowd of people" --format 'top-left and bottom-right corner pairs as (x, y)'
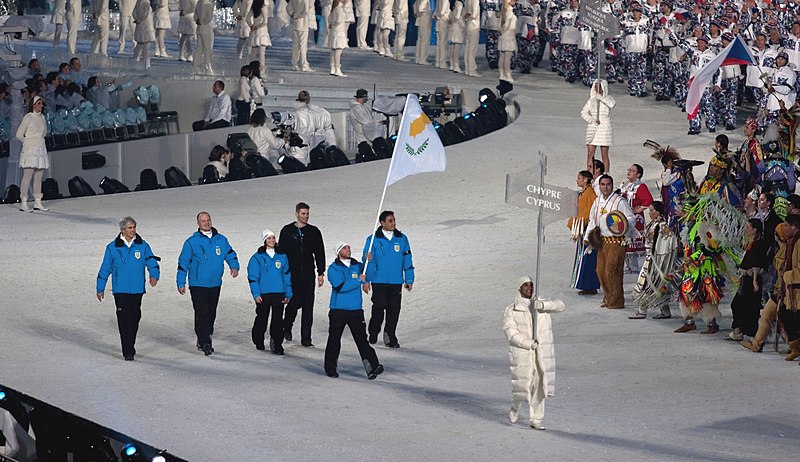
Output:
(95, 205), (414, 381)
(568, 103), (800, 366)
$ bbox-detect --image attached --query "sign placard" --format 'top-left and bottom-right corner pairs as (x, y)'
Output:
(505, 166), (576, 226)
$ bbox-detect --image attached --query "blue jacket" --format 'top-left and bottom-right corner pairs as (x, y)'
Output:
(176, 227), (240, 289)
(247, 247), (293, 300)
(97, 234), (160, 294)
(328, 258), (365, 310)
(362, 228), (415, 284)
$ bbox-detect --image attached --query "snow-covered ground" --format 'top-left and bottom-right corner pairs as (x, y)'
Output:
(1, 35), (799, 461)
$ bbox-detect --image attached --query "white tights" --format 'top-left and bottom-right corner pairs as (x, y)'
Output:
(157, 29), (168, 55)
(20, 168), (43, 198)
(500, 51), (513, 77)
(179, 34), (194, 58)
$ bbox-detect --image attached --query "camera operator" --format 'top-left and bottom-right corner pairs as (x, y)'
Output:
(350, 88), (386, 145)
(248, 108), (287, 170)
(292, 90), (336, 165)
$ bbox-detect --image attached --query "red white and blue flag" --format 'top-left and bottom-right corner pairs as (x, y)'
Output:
(686, 35), (755, 120)
(524, 23), (536, 41)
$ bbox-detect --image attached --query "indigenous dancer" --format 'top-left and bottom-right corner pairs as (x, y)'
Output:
(568, 170), (599, 296)
(630, 201), (679, 319)
(619, 163), (653, 274)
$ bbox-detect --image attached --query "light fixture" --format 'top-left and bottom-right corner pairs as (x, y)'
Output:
(277, 154), (307, 174)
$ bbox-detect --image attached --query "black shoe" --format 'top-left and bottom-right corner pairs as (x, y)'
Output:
(284, 331), (292, 342)
(629, 93), (636, 96)
(387, 342), (400, 349)
(566, 77), (576, 83)
(202, 344), (213, 356)
(124, 355), (135, 361)
(725, 125), (735, 130)
(301, 341), (315, 348)
(368, 334), (377, 344)
(687, 130), (700, 135)
(577, 290), (598, 295)
(709, 128), (716, 133)
(639, 92), (649, 97)
(272, 348), (285, 356)
(368, 364), (384, 380)
(197, 342), (202, 351)
(326, 371), (339, 378)
(255, 344), (265, 351)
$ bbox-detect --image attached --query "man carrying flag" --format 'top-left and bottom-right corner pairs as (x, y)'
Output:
(674, 31), (756, 135)
(360, 94), (446, 348)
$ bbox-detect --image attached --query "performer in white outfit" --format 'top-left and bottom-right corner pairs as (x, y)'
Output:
(235, 0), (254, 59)
(433, 0), (450, 69)
(247, 0), (273, 76)
(194, 0), (216, 74)
(503, 276), (565, 430)
(178, 0), (198, 61)
(354, 0), (371, 49)
(16, 96), (50, 213)
(463, 0), (481, 76)
(328, 0), (350, 76)
(580, 79), (615, 172)
(118, 0), (136, 54)
(377, 0), (395, 57)
(90, 0), (110, 56)
(413, 0), (431, 64)
(497, 0), (518, 82)
(287, 0), (315, 71)
(393, 0), (409, 60)
(133, 0), (156, 68)
(52, 0), (67, 49)
(448, 0), (465, 73)
(154, 0), (172, 57)
(66, 0), (82, 55)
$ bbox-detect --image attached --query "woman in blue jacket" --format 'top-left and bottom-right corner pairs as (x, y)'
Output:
(96, 217), (160, 361)
(247, 229), (292, 355)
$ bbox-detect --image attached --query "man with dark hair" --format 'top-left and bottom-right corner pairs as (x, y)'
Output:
(193, 80), (232, 131)
(177, 211), (239, 355)
(787, 194), (800, 215)
(362, 210), (415, 348)
(279, 202), (326, 347)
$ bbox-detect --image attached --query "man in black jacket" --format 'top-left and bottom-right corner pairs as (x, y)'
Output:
(279, 202), (326, 347)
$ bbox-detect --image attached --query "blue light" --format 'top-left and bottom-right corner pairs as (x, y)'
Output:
(0, 391), (6, 400)
(124, 444), (138, 456)
(481, 103), (488, 108)
(463, 113), (471, 120)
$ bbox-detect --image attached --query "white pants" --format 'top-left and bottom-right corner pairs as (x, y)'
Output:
(92, 22), (109, 56)
(511, 359), (545, 425)
(435, 22), (449, 68)
(394, 20), (407, 57)
(66, 18), (79, 54)
(292, 28), (309, 69)
(118, 15), (134, 51)
(356, 15), (369, 47)
(415, 20), (431, 63)
(464, 25), (479, 74)
(194, 25), (214, 71)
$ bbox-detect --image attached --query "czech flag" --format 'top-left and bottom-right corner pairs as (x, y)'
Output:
(525, 23), (536, 41)
(686, 35), (755, 120)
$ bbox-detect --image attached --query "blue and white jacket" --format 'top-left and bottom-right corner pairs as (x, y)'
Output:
(177, 227), (239, 288)
(328, 258), (365, 310)
(97, 234), (160, 294)
(362, 228), (415, 285)
(247, 247), (293, 300)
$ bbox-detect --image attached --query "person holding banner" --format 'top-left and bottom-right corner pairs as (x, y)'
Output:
(362, 211), (415, 348)
(583, 174), (635, 310)
(674, 33), (718, 135)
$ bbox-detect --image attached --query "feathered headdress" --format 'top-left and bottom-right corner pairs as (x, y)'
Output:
(644, 139), (681, 163)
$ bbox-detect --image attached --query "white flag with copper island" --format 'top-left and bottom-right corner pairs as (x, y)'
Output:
(384, 96), (447, 186)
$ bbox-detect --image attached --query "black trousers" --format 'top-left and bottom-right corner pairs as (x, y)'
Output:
(252, 293), (285, 349)
(284, 278), (316, 343)
(368, 283), (403, 341)
(324, 309), (379, 375)
(114, 293), (143, 357)
(190, 286), (222, 348)
(235, 100), (251, 125)
(192, 119), (231, 131)
(778, 304), (800, 342)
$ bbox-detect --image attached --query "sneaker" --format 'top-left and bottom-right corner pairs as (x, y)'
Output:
(628, 313), (647, 319)
(284, 331), (292, 342)
(530, 421), (546, 430)
(301, 341), (315, 348)
(508, 408), (519, 423)
(674, 322), (697, 333)
(368, 364), (384, 380)
(326, 371), (339, 378)
(202, 344), (213, 356)
(368, 334), (377, 345)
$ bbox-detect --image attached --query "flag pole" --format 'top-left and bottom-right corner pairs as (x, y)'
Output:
(363, 94), (413, 273)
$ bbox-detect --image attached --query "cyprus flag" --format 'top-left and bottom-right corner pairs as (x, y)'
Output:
(384, 96), (447, 187)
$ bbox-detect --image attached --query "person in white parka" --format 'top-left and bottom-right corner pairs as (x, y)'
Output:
(154, 0), (173, 58)
(580, 79), (616, 173)
(503, 276), (565, 430)
(16, 96), (50, 213)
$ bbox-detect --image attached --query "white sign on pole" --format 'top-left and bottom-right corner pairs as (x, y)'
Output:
(504, 166), (577, 226)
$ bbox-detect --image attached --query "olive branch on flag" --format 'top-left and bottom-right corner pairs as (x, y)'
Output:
(405, 138), (430, 157)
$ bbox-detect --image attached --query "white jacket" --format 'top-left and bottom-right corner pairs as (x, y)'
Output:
(581, 79), (615, 147)
(503, 294), (564, 399)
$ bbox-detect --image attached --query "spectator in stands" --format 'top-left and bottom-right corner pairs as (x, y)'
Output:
(55, 82), (85, 110)
(57, 62), (71, 84)
(86, 76), (119, 110)
(16, 96), (50, 212)
(350, 88), (385, 145)
(248, 108), (285, 169)
(193, 80), (232, 131)
(27, 59), (41, 79)
(68, 57), (88, 89)
(0, 83), (10, 119)
(206, 144), (231, 180)
(236, 65), (253, 125)
(43, 72), (60, 110)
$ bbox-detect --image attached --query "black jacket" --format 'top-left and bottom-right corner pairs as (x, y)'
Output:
(278, 222), (326, 281)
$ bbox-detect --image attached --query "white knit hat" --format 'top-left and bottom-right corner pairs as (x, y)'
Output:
(335, 241), (349, 256)
(517, 276), (533, 288)
(261, 229), (275, 242)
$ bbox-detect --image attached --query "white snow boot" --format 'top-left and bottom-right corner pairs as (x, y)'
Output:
(19, 195), (31, 212)
(33, 194), (48, 211)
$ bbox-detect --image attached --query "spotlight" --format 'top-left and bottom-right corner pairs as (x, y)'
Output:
(0, 390), (5, 400)
(122, 443), (140, 461)
(478, 87), (497, 104)
(152, 456), (167, 462)
(277, 154), (307, 174)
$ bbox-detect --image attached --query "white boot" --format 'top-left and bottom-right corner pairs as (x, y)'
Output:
(335, 67), (347, 77)
(33, 194), (48, 212)
(330, 67), (337, 75)
(19, 195), (31, 212)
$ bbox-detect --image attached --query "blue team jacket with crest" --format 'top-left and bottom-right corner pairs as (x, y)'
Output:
(177, 227), (239, 288)
(97, 234), (160, 294)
